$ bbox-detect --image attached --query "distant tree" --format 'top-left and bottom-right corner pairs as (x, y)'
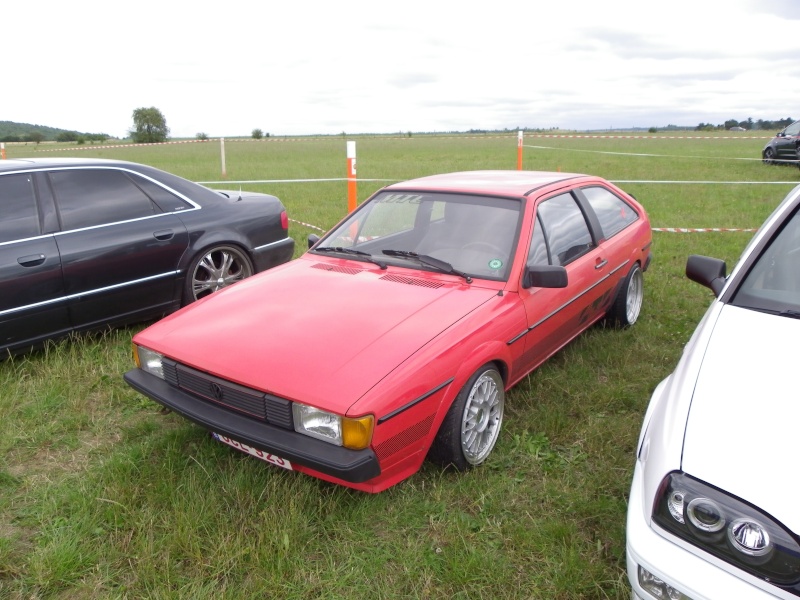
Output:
(252, 128), (263, 139)
(56, 131), (79, 142)
(648, 127), (657, 133)
(723, 119), (739, 130)
(196, 132), (209, 140)
(130, 107), (169, 143)
(27, 132), (45, 144)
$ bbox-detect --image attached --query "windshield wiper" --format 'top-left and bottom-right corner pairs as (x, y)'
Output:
(314, 246), (386, 269)
(382, 249), (472, 283)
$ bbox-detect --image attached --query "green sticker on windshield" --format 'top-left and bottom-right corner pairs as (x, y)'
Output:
(488, 259), (503, 270)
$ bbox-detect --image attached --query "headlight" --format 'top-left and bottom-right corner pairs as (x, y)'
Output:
(292, 403), (373, 450)
(134, 345), (166, 380)
(653, 472), (800, 584)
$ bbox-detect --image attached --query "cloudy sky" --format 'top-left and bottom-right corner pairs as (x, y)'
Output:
(5, 0), (800, 138)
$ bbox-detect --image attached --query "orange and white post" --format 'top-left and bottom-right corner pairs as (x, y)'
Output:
(347, 141), (357, 213)
(0, 143), (6, 160)
(517, 130), (523, 170)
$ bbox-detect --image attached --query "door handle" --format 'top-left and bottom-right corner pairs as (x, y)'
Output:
(18, 254), (46, 267)
(594, 258), (608, 270)
(153, 229), (175, 241)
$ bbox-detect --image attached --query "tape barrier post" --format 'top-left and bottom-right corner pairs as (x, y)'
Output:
(517, 130), (523, 170)
(1, 143), (5, 159)
(220, 137), (227, 178)
(347, 141), (357, 213)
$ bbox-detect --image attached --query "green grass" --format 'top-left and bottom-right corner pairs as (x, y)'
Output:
(1, 134), (797, 599)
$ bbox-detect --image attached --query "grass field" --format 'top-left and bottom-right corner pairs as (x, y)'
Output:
(1, 133), (798, 599)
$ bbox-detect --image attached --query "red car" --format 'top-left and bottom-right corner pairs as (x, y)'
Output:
(125, 171), (652, 492)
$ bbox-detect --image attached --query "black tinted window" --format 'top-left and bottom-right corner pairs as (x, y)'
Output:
(537, 193), (593, 266)
(49, 169), (158, 230)
(581, 186), (639, 239)
(133, 175), (192, 212)
(0, 173), (39, 243)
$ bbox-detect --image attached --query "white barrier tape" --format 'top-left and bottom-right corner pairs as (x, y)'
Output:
(289, 218), (326, 233)
(199, 178), (396, 185)
(525, 134), (772, 140)
(525, 144), (796, 163)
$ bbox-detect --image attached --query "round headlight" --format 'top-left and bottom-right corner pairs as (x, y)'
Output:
(687, 498), (726, 533)
(729, 519), (772, 557)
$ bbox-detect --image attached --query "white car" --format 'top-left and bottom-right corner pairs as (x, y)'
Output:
(626, 184), (800, 599)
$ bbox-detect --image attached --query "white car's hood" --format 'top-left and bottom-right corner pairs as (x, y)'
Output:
(682, 304), (800, 530)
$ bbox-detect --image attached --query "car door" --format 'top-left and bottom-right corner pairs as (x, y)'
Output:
(0, 171), (70, 353)
(47, 168), (190, 330)
(777, 121), (800, 160)
(516, 191), (616, 372)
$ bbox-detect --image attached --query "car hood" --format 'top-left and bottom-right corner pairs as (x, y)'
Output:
(136, 256), (498, 414)
(682, 304), (800, 530)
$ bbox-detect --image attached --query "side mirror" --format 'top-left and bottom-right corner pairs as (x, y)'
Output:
(522, 264), (568, 289)
(686, 255), (727, 297)
(308, 234), (321, 249)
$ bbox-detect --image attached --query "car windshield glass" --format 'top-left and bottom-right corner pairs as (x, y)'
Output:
(731, 206), (800, 314)
(315, 191), (522, 281)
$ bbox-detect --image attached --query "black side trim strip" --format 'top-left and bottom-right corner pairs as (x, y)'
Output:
(506, 260), (629, 345)
(378, 378), (454, 424)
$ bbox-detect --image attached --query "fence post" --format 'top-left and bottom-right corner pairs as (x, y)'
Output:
(517, 130), (523, 170)
(220, 137), (227, 177)
(347, 141), (357, 212)
(1, 143), (5, 160)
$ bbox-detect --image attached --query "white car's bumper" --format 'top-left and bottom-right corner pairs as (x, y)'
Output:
(626, 462), (788, 600)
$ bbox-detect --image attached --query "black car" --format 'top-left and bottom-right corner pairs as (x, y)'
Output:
(762, 120), (800, 165)
(1, 158), (294, 355)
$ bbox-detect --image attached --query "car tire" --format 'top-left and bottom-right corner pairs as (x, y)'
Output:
(763, 146), (775, 165)
(183, 245), (254, 304)
(607, 263), (643, 327)
(428, 364), (505, 470)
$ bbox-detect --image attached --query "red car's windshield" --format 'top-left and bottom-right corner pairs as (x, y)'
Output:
(316, 191), (522, 281)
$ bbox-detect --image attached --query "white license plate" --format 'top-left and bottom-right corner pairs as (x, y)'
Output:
(212, 433), (293, 470)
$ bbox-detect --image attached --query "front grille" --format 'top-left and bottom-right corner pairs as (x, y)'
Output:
(162, 358), (293, 429)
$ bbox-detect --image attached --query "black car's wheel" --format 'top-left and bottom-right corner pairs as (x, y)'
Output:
(607, 263), (643, 327)
(763, 146), (776, 164)
(428, 364), (505, 470)
(184, 245), (254, 304)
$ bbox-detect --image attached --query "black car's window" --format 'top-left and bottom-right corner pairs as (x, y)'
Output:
(133, 175), (192, 212)
(732, 206), (800, 313)
(581, 186), (639, 239)
(784, 121), (800, 137)
(536, 193), (594, 266)
(49, 169), (159, 230)
(0, 173), (39, 243)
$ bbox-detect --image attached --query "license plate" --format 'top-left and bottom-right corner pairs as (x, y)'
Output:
(212, 433), (293, 470)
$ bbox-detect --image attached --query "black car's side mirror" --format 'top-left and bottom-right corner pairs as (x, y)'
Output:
(522, 264), (568, 289)
(686, 255), (727, 297)
(308, 234), (321, 249)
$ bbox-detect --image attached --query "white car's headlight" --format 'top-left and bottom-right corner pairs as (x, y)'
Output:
(292, 403), (373, 450)
(134, 345), (165, 380)
(654, 472), (800, 584)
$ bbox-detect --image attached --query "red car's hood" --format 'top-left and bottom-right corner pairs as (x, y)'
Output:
(136, 257), (498, 414)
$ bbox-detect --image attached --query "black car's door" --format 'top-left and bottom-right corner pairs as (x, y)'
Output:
(46, 168), (190, 330)
(0, 172), (70, 352)
(777, 121), (800, 160)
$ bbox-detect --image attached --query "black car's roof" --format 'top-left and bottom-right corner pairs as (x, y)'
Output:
(0, 157), (147, 173)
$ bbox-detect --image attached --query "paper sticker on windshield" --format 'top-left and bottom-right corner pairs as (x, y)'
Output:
(488, 259), (503, 270)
